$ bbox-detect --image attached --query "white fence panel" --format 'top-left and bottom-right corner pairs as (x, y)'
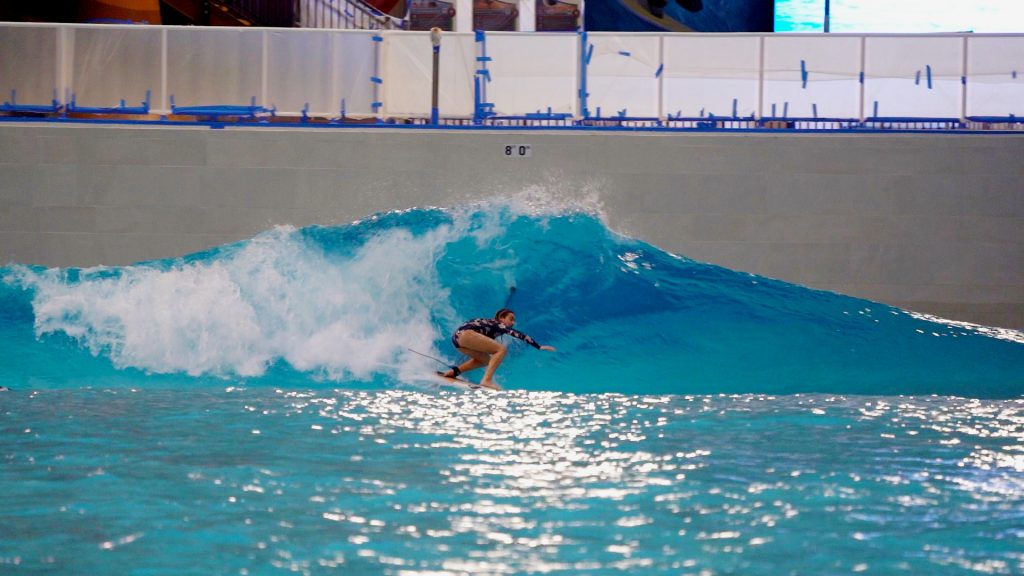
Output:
(267, 29), (335, 116)
(166, 27), (265, 109)
(0, 25), (59, 107)
(662, 35), (760, 118)
(966, 35), (1024, 119)
(585, 33), (660, 118)
(332, 30), (380, 117)
(382, 32), (475, 118)
(763, 35), (862, 119)
(485, 32), (578, 116)
(864, 36), (963, 119)
(70, 26), (162, 111)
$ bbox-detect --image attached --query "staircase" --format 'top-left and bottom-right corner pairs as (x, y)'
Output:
(160, 0), (295, 27)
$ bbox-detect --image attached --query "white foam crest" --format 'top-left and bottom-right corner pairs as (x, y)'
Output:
(18, 222), (467, 380)
(457, 178), (608, 222)
(28, 262), (268, 376)
(905, 311), (1024, 345)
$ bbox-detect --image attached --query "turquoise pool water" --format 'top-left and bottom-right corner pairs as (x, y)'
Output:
(2, 201), (1022, 573)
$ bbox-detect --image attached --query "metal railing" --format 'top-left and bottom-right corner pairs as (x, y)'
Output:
(297, 0), (407, 30)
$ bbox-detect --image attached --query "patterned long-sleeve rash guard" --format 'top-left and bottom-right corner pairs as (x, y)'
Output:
(452, 318), (541, 350)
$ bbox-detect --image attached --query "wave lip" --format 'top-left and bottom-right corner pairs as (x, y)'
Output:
(2, 202), (1022, 398)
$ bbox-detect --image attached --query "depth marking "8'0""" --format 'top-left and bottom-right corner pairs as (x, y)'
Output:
(503, 145), (532, 158)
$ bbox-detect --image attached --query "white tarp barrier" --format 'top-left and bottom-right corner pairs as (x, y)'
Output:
(70, 26), (162, 111)
(382, 32), (475, 118)
(0, 25), (59, 107)
(584, 33), (660, 119)
(864, 36), (964, 119)
(4, 23), (1024, 126)
(763, 35), (862, 119)
(966, 35), (1024, 119)
(166, 27), (265, 109)
(662, 35), (760, 119)
(484, 32), (578, 117)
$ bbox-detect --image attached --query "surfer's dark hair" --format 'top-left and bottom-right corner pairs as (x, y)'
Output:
(494, 308), (514, 320)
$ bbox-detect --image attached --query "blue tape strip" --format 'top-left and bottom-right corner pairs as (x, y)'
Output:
(655, 63), (663, 78)
(926, 65), (933, 89)
(370, 77), (383, 84)
(859, 71), (864, 84)
(372, 35), (383, 42)
(585, 44), (594, 65)
(371, 102), (382, 110)
(475, 30), (485, 42)
(915, 70), (921, 85)
(618, 51), (631, 57)
(477, 56), (492, 62)
(801, 60), (808, 89)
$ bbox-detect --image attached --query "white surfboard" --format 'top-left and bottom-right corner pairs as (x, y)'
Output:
(431, 372), (498, 391)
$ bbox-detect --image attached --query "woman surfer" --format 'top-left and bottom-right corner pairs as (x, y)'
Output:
(441, 308), (556, 390)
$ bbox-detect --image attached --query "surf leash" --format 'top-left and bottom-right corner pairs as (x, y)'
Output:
(405, 347), (458, 371)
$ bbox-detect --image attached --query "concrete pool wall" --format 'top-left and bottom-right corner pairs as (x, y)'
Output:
(1, 123), (1021, 328)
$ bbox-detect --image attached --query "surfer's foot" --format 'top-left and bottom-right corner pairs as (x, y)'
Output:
(480, 380), (502, 391)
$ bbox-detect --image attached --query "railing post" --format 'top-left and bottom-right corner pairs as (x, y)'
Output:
(431, 27), (441, 125)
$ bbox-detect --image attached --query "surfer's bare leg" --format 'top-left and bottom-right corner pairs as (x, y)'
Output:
(446, 355), (486, 377)
(455, 331), (506, 389)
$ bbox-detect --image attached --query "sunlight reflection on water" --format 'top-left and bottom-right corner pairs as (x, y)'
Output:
(3, 388), (1023, 574)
